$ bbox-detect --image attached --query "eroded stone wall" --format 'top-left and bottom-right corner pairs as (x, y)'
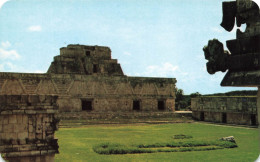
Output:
(0, 73), (176, 112)
(0, 95), (59, 162)
(191, 97), (257, 125)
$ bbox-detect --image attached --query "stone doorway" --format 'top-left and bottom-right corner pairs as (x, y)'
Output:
(82, 99), (93, 111)
(200, 112), (204, 121)
(158, 100), (165, 111)
(251, 114), (257, 126)
(133, 100), (140, 111)
(222, 113), (227, 123)
(85, 51), (90, 56)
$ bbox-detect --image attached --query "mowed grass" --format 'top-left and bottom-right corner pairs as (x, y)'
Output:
(55, 123), (259, 162)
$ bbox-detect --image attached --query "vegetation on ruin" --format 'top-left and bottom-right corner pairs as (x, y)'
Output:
(55, 123), (258, 162)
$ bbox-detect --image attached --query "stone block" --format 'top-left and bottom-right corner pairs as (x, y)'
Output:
(15, 124), (27, 132)
(40, 150), (48, 155)
(0, 95), (6, 104)
(21, 95), (29, 103)
(36, 133), (43, 140)
(19, 139), (26, 145)
(16, 115), (23, 123)
(3, 124), (14, 133)
(29, 133), (35, 139)
(29, 125), (34, 133)
(28, 95), (39, 103)
(43, 117), (49, 123)
(17, 132), (28, 139)
(25, 110), (36, 114)
(8, 132), (17, 139)
(20, 151), (32, 157)
(22, 115), (28, 124)
(9, 115), (17, 124)
(12, 110), (25, 114)
(1, 111), (12, 115)
(0, 133), (4, 140)
(0, 146), (5, 152)
(11, 95), (21, 103)
(38, 95), (46, 103)
(19, 144), (32, 151)
(0, 124), (2, 132)
(5, 151), (21, 158)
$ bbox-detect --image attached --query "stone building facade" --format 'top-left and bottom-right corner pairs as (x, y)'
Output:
(191, 97), (258, 126)
(0, 95), (59, 162)
(0, 45), (176, 113)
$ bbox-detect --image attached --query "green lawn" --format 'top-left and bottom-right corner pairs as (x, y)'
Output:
(55, 123), (259, 162)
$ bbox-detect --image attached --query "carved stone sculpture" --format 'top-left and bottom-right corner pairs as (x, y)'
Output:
(203, 0), (260, 86)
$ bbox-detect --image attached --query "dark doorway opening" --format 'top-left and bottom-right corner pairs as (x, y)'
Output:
(133, 100), (140, 111)
(222, 113), (227, 123)
(82, 100), (93, 111)
(86, 51), (90, 56)
(200, 112), (204, 121)
(93, 64), (98, 73)
(251, 114), (257, 126)
(158, 100), (165, 110)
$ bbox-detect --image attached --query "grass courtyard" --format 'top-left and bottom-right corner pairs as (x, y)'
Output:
(55, 123), (259, 162)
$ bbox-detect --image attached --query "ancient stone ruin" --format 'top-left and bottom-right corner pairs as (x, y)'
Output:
(0, 45), (176, 114)
(191, 97), (257, 126)
(0, 95), (59, 162)
(0, 44), (176, 159)
(202, 0), (260, 127)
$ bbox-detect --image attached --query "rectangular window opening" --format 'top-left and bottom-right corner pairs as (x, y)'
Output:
(200, 112), (204, 121)
(93, 64), (98, 73)
(85, 51), (90, 56)
(82, 100), (93, 111)
(222, 113), (227, 123)
(251, 114), (257, 126)
(133, 100), (140, 111)
(158, 100), (165, 111)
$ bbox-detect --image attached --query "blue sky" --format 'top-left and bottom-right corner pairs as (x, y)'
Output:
(0, 0), (257, 94)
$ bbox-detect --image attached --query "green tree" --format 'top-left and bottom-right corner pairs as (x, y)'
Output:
(190, 92), (201, 98)
(176, 89), (184, 102)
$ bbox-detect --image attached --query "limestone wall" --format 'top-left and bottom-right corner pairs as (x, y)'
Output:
(0, 95), (59, 162)
(0, 73), (176, 112)
(191, 97), (257, 125)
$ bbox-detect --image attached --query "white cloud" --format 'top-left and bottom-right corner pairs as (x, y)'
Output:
(142, 62), (179, 77)
(28, 25), (42, 32)
(123, 51), (131, 56)
(1, 41), (11, 49)
(0, 62), (17, 71)
(0, 41), (20, 60)
(0, 48), (20, 60)
(0, 0), (9, 10)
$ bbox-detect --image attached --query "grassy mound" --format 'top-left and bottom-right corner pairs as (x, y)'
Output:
(93, 140), (237, 155)
(173, 134), (193, 139)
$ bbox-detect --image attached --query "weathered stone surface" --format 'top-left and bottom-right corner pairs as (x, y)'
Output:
(191, 97), (257, 125)
(220, 136), (236, 143)
(0, 95), (59, 162)
(48, 45), (124, 75)
(0, 45), (176, 113)
(203, 0), (260, 86)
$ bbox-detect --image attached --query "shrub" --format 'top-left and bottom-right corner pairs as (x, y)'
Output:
(93, 139), (238, 155)
(173, 134), (193, 139)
